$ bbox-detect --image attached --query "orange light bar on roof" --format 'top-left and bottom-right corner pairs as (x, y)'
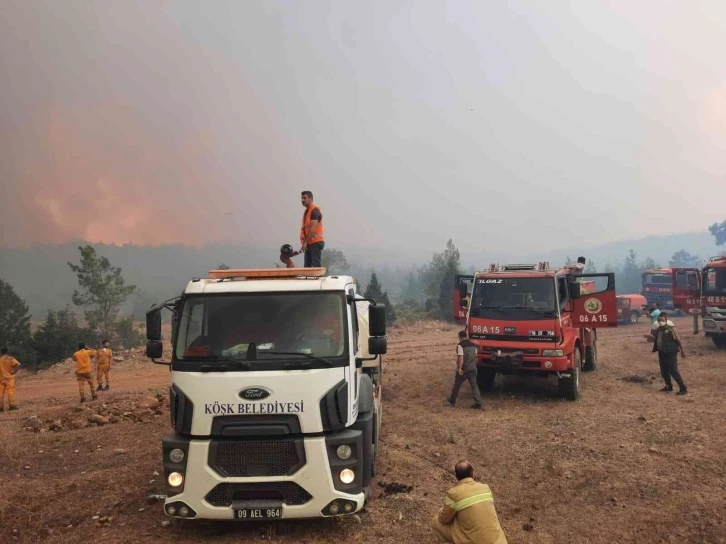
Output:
(208, 267), (327, 279)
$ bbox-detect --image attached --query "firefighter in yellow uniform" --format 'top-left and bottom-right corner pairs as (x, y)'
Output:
(73, 343), (98, 403)
(95, 339), (112, 391)
(431, 460), (508, 544)
(0, 347), (21, 412)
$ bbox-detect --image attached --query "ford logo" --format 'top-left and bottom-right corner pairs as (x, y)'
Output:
(239, 387), (272, 401)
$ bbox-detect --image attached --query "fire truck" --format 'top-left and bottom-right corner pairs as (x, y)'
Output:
(459, 263), (617, 400)
(671, 256), (726, 349)
(641, 268), (674, 309)
(144, 267), (387, 520)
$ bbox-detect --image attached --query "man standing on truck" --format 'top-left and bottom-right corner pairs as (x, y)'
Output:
(651, 313), (688, 395)
(300, 190), (325, 268)
(0, 347), (21, 412)
(447, 330), (483, 410)
(430, 460), (508, 544)
(73, 343), (98, 403)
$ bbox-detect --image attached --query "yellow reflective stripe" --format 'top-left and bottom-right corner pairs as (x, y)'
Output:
(451, 493), (494, 511)
(444, 496), (456, 508)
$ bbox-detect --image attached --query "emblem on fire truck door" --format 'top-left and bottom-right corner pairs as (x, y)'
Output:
(584, 298), (602, 314)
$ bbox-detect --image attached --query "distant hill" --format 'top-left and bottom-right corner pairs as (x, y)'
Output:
(0, 231), (722, 318)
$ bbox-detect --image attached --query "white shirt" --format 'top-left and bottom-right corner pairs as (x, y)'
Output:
(456, 345), (464, 356)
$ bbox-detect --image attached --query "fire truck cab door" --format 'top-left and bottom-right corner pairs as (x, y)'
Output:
(453, 275), (474, 323)
(671, 268), (701, 314)
(570, 273), (617, 328)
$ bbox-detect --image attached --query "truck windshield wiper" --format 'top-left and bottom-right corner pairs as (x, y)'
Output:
(259, 351), (336, 367)
(219, 356), (253, 369)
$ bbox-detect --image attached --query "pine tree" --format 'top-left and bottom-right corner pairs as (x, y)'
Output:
(0, 279), (32, 358)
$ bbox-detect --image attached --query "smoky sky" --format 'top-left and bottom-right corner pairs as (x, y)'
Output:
(1, 1), (725, 254)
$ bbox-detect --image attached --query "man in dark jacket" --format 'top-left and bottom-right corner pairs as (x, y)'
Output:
(651, 312), (688, 395)
(448, 330), (482, 410)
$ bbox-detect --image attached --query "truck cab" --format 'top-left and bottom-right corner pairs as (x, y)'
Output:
(616, 294), (648, 324)
(461, 263), (616, 400)
(671, 256), (726, 348)
(641, 268), (674, 309)
(144, 268), (387, 521)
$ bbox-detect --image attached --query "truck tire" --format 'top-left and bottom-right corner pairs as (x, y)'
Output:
(630, 311), (640, 324)
(477, 369), (496, 392)
(558, 347), (581, 401)
(712, 336), (726, 349)
(583, 342), (597, 372)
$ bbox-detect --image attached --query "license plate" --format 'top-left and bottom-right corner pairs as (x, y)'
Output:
(234, 507), (282, 520)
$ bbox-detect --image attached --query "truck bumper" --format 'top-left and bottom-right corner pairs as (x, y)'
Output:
(162, 435), (366, 520)
(478, 354), (570, 373)
(703, 319), (726, 335)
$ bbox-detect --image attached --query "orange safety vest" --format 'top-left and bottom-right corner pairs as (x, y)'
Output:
(300, 204), (324, 245)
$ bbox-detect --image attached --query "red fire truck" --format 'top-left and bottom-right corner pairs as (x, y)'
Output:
(641, 268), (674, 309)
(459, 263), (617, 400)
(671, 256), (726, 349)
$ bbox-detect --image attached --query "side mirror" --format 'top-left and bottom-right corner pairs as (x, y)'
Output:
(570, 282), (582, 300)
(459, 283), (468, 298)
(146, 340), (163, 359)
(368, 336), (387, 355)
(147, 307), (162, 341)
(459, 298), (469, 309)
(369, 305), (386, 337)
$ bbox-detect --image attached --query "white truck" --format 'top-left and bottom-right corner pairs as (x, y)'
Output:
(144, 267), (387, 521)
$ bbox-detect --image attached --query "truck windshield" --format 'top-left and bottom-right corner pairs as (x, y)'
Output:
(616, 298), (630, 308)
(173, 292), (347, 369)
(470, 277), (556, 320)
(704, 268), (726, 295)
(643, 274), (671, 285)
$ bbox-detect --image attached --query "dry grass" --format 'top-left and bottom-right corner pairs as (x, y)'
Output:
(1, 317), (725, 543)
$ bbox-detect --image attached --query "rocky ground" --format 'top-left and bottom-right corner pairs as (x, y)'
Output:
(1, 317), (725, 543)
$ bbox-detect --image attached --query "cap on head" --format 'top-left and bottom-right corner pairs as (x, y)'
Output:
(577, 256), (586, 264)
(455, 460), (474, 481)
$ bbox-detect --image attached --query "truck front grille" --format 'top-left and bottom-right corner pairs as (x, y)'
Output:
(208, 439), (305, 477)
(205, 482), (312, 507)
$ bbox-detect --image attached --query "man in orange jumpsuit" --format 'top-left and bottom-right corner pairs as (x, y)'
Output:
(0, 347), (21, 411)
(95, 339), (112, 391)
(73, 343), (98, 403)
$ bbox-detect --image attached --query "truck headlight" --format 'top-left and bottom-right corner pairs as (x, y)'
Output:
(336, 445), (352, 460)
(339, 469), (355, 484)
(542, 349), (564, 357)
(169, 448), (185, 463)
(168, 472), (184, 487)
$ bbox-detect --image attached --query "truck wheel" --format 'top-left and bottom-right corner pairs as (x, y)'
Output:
(630, 311), (640, 324)
(583, 343), (597, 372)
(712, 336), (726, 349)
(558, 347), (581, 401)
(477, 369), (496, 392)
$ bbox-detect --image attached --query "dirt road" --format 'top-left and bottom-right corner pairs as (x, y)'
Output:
(1, 318), (725, 543)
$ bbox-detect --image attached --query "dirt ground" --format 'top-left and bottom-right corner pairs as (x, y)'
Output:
(1, 317), (725, 544)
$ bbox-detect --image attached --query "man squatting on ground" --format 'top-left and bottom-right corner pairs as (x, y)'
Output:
(431, 460), (508, 544)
